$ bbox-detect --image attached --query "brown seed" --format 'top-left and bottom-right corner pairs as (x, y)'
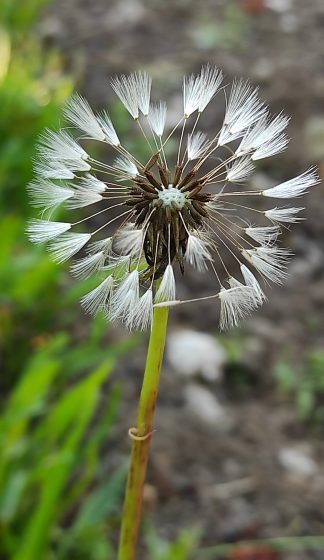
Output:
(173, 165), (183, 186)
(133, 178), (157, 194)
(178, 169), (196, 189)
(192, 199), (208, 217)
(181, 179), (201, 193)
(158, 164), (169, 187)
(145, 152), (160, 170)
(144, 170), (161, 189)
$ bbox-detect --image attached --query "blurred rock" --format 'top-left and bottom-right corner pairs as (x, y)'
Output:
(278, 446), (318, 477)
(265, 0), (292, 12)
(184, 383), (232, 428)
(304, 116), (324, 162)
(166, 329), (226, 381)
(279, 13), (299, 33)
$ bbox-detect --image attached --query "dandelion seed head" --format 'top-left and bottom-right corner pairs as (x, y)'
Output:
(27, 66), (319, 330)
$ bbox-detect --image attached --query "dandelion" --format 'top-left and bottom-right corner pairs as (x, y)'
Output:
(27, 65), (319, 560)
(27, 66), (320, 333)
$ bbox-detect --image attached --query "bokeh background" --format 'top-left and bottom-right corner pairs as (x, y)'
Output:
(1, 0), (324, 559)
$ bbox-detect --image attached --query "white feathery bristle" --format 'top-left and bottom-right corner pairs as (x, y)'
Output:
(70, 251), (106, 278)
(240, 264), (266, 304)
(66, 186), (103, 209)
(218, 80), (265, 145)
(101, 254), (131, 273)
(185, 234), (212, 271)
(219, 284), (257, 330)
(155, 264), (176, 303)
(196, 64), (223, 112)
(48, 232), (91, 263)
(97, 110), (120, 146)
(81, 275), (114, 314)
(87, 237), (113, 255)
(109, 269), (140, 321)
(265, 207), (305, 223)
(228, 276), (262, 308)
(250, 112), (290, 160)
(79, 174), (106, 193)
(187, 131), (211, 161)
(37, 129), (89, 164)
(148, 101), (167, 136)
(237, 112), (289, 157)
(114, 224), (143, 256)
(111, 71), (151, 118)
(262, 168), (320, 199)
(236, 114), (268, 155)
(113, 155), (138, 178)
(127, 289), (153, 331)
(183, 73), (200, 118)
(245, 226), (279, 246)
(183, 65), (223, 117)
(27, 179), (74, 211)
(252, 132), (288, 160)
(242, 246), (290, 284)
(226, 156), (254, 182)
(26, 219), (71, 244)
(34, 160), (75, 180)
(64, 94), (105, 140)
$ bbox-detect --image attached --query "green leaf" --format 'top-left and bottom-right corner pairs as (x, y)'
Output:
(73, 466), (127, 532)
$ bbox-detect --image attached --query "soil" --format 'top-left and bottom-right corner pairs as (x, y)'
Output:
(39, 1), (324, 558)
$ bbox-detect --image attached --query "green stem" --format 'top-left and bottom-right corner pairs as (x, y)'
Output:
(117, 305), (169, 560)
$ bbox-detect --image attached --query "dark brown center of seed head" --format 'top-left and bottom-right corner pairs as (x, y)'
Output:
(124, 156), (212, 280)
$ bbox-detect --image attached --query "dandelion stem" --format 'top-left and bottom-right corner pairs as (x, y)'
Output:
(117, 305), (169, 560)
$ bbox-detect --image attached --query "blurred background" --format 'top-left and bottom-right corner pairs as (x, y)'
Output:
(1, 0), (324, 559)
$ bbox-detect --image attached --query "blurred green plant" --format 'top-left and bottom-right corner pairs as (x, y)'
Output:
(145, 523), (199, 560)
(275, 351), (324, 424)
(0, 29), (72, 213)
(0, 335), (126, 560)
(192, 2), (250, 51)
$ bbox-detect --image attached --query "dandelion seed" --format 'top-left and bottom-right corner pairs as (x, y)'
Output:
(26, 219), (71, 243)
(226, 157), (254, 183)
(97, 111), (120, 146)
(114, 155), (138, 178)
(185, 234), (213, 271)
(265, 207), (305, 223)
(111, 71), (151, 118)
(64, 94), (106, 140)
(81, 275), (114, 314)
(66, 186), (103, 209)
(263, 168), (320, 198)
(219, 285), (257, 330)
(127, 289), (153, 331)
(245, 226), (279, 246)
(155, 265), (176, 303)
(27, 179), (74, 212)
(48, 232), (91, 263)
(148, 102), (167, 137)
(27, 67), (319, 330)
(187, 132), (211, 161)
(70, 251), (106, 278)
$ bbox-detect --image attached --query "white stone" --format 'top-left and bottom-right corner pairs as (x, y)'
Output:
(166, 329), (226, 381)
(278, 446), (318, 477)
(184, 384), (229, 427)
(265, 0), (293, 12)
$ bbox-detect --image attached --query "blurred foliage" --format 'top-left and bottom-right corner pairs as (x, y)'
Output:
(192, 2), (250, 51)
(145, 523), (199, 560)
(0, 22), (72, 213)
(275, 351), (324, 424)
(0, 1), (132, 559)
(0, 340), (126, 560)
